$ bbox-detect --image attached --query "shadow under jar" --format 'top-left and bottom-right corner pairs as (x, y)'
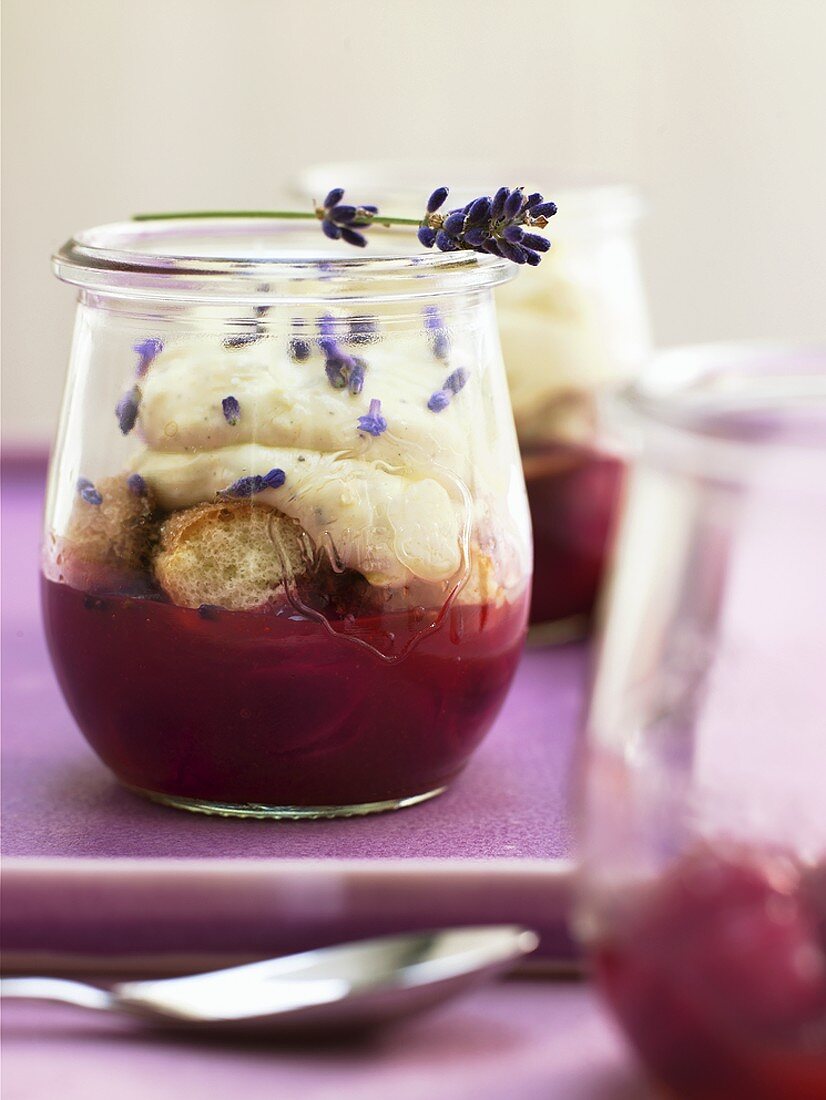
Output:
(296, 165), (652, 637)
(44, 220), (532, 818)
(576, 345), (826, 1098)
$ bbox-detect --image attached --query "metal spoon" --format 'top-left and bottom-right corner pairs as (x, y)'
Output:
(1, 926), (538, 1034)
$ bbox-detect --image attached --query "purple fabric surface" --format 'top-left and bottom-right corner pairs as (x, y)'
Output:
(1, 980), (649, 1100)
(2, 456), (583, 965)
(1, 457), (586, 861)
(0, 457), (644, 1097)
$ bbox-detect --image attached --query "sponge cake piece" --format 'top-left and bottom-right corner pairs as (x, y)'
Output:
(154, 501), (313, 611)
(65, 474), (159, 571)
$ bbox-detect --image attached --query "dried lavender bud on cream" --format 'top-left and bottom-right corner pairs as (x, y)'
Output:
(136, 337), (471, 467)
(222, 395), (241, 425)
(131, 326), (515, 588)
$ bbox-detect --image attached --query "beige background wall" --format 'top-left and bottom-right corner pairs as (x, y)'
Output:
(3, 0), (825, 444)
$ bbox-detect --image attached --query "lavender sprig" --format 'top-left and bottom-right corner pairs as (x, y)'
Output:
(219, 468), (286, 498)
(419, 186), (556, 265)
(134, 184), (556, 266)
(357, 398), (387, 437)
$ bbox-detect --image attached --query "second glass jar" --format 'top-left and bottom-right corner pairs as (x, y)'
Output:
(297, 165), (652, 633)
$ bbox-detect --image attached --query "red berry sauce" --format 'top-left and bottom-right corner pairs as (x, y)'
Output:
(592, 843), (826, 1099)
(42, 575), (528, 810)
(522, 442), (623, 627)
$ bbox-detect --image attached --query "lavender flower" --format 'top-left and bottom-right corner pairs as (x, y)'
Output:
(426, 186), (449, 213)
(418, 186), (556, 265)
(77, 477), (102, 505)
(197, 603), (220, 620)
(349, 315), (378, 346)
(289, 319), (312, 362)
(223, 330), (262, 349)
(325, 356), (349, 389)
(317, 315), (368, 393)
(219, 468), (286, 498)
(317, 188), (379, 248)
(134, 337), (163, 377)
(222, 395), (241, 425)
(348, 357), (366, 395)
(317, 312), (339, 354)
(423, 305), (449, 360)
(116, 386), (141, 435)
(290, 336), (311, 361)
(253, 283), (271, 318)
(427, 390), (451, 413)
(127, 473), (147, 496)
(357, 398), (387, 437)
(444, 368), (468, 394)
(428, 368), (469, 411)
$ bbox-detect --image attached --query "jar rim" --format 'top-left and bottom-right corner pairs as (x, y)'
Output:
(52, 218), (514, 303)
(610, 342), (826, 481)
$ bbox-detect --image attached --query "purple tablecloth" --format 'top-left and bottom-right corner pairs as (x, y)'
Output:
(2, 455), (583, 970)
(1, 455), (646, 1096)
(1, 981), (650, 1100)
(2, 456), (581, 863)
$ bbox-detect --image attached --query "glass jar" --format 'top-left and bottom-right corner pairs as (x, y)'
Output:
(296, 164), (651, 634)
(45, 219), (531, 818)
(576, 345), (826, 1098)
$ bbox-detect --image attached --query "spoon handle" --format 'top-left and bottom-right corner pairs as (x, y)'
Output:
(0, 977), (115, 1011)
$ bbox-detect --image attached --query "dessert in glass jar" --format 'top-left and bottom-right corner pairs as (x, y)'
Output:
(297, 165), (651, 634)
(44, 220), (531, 818)
(576, 345), (826, 1097)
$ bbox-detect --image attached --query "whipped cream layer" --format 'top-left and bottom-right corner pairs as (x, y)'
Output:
(131, 321), (525, 589)
(134, 444), (463, 586)
(139, 337), (470, 472)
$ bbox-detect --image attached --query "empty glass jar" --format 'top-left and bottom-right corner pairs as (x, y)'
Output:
(577, 344), (826, 1098)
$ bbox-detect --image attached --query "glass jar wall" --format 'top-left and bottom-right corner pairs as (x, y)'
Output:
(577, 345), (826, 1098)
(44, 219), (531, 818)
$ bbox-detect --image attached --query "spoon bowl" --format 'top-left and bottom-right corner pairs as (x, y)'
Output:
(1, 926), (538, 1034)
